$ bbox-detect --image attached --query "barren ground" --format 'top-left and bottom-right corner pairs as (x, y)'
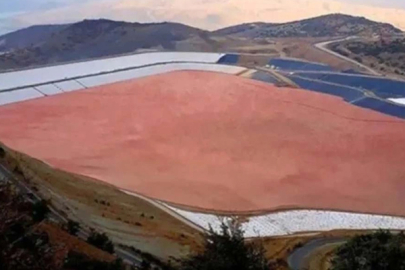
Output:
(275, 37), (361, 71)
(36, 222), (116, 266)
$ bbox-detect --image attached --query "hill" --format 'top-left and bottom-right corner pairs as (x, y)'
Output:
(0, 19), (209, 70)
(0, 24), (69, 52)
(213, 14), (402, 38)
(0, 181), (120, 270)
(0, 14), (402, 71)
(330, 37), (405, 77)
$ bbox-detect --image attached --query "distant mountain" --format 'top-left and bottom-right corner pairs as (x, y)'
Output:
(213, 22), (269, 36)
(213, 14), (402, 38)
(0, 24), (69, 52)
(0, 19), (208, 70)
(40, 19), (206, 58)
(0, 14), (403, 71)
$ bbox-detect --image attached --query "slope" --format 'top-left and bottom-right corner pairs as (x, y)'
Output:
(0, 19), (208, 71)
(0, 24), (69, 52)
(214, 13), (402, 38)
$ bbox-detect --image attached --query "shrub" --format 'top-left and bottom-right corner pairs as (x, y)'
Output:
(353, 56), (363, 63)
(179, 221), (272, 270)
(32, 200), (50, 222)
(87, 230), (114, 254)
(330, 230), (405, 270)
(67, 220), (80, 236)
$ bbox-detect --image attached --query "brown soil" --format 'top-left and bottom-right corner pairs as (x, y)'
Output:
(275, 38), (360, 70)
(1, 71), (405, 216)
(36, 222), (116, 265)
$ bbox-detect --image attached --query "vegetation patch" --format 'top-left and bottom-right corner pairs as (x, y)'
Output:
(331, 230), (405, 270)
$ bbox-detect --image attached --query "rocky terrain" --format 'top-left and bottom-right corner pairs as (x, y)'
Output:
(330, 37), (405, 77)
(213, 14), (402, 38)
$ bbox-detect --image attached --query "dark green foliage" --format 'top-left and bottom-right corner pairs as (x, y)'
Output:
(87, 230), (114, 254)
(32, 200), (50, 222)
(0, 183), (55, 270)
(180, 222), (272, 270)
(330, 44), (349, 57)
(331, 230), (405, 270)
(0, 147), (5, 158)
(63, 251), (125, 270)
(140, 260), (152, 270)
(6, 222), (26, 243)
(67, 220), (80, 236)
(333, 39), (405, 75)
(0, 183), (123, 270)
(353, 56), (363, 63)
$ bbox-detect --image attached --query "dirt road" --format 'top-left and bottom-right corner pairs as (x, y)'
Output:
(315, 37), (380, 76)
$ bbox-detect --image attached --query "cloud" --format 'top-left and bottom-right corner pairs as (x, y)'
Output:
(1, 0), (405, 34)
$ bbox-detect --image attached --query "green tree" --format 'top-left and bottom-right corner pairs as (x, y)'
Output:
(87, 230), (114, 254)
(331, 230), (405, 270)
(67, 220), (80, 236)
(140, 260), (151, 270)
(180, 221), (272, 270)
(32, 200), (50, 222)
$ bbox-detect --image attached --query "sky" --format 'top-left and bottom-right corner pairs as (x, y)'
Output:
(1, 0), (405, 35)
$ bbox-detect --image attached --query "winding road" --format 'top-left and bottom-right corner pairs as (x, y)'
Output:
(288, 238), (346, 270)
(315, 37), (380, 76)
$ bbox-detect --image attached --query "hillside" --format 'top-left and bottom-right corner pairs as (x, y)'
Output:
(0, 14), (403, 71)
(0, 19), (209, 70)
(0, 181), (120, 270)
(213, 14), (402, 38)
(330, 37), (405, 77)
(0, 24), (69, 52)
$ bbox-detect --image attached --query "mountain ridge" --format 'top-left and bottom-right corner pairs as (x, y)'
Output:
(0, 13), (402, 71)
(0, 19), (209, 70)
(213, 13), (402, 37)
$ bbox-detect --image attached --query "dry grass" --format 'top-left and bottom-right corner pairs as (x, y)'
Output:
(36, 222), (116, 265)
(274, 37), (360, 70)
(261, 237), (307, 270)
(0, 142), (203, 260)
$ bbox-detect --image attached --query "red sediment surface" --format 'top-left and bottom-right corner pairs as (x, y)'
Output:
(1, 71), (405, 215)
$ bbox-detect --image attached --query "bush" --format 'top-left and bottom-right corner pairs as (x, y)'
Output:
(87, 230), (114, 254)
(331, 230), (405, 270)
(179, 221), (272, 270)
(140, 260), (151, 270)
(67, 220), (80, 236)
(32, 200), (50, 222)
(353, 56), (363, 63)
